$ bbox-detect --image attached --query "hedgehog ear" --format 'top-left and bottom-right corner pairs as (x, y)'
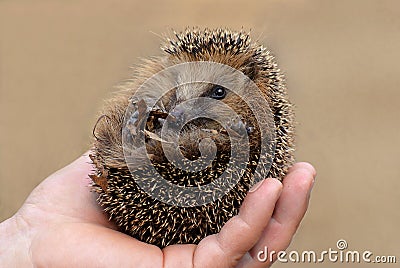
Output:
(241, 59), (259, 80)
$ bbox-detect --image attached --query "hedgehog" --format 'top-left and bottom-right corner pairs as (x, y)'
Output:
(90, 28), (295, 248)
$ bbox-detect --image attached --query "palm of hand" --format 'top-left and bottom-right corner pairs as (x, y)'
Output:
(5, 153), (315, 268)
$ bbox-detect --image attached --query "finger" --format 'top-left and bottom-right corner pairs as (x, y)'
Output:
(237, 162), (316, 267)
(194, 178), (283, 268)
(51, 150), (94, 187)
(31, 222), (163, 267)
(273, 162), (316, 226)
(162, 244), (197, 268)
(39, 150), (94, 197)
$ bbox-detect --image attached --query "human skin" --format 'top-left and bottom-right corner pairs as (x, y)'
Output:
(0, 152), (315, 268)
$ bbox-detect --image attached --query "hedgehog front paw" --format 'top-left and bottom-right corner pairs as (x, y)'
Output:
(226, 119), (254, 136)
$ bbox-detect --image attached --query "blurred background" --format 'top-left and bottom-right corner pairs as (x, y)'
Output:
(1, 0), (399, 266)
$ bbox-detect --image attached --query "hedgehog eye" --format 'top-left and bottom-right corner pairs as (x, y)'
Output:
(210, 86), (226, 100)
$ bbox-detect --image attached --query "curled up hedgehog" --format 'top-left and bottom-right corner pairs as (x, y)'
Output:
(90, 28), (295, 248)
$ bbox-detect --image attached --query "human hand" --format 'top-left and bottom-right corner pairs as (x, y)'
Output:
(0, 152), (315, 267)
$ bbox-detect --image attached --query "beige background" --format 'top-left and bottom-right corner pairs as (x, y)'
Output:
(1, 0), (399, 266)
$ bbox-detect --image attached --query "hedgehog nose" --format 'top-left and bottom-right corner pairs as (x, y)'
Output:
(169, 107), (186, 124)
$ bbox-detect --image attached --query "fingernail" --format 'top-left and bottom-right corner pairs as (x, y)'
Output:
(249, 179), (265, 193)
(307, 178), (316, 198)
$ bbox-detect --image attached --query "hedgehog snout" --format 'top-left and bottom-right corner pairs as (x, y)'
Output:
(169, 106), (186, 125)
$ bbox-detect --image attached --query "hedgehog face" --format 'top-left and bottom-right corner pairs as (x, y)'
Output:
(155, 61), (258, 126)
(150, 72), (257, 162)
(154, 36), (265, 145)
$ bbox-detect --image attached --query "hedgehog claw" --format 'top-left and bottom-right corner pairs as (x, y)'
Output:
(227, 119), (246, 134)
(158, 118), (166, 125)
(246, 126), (254, 134)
